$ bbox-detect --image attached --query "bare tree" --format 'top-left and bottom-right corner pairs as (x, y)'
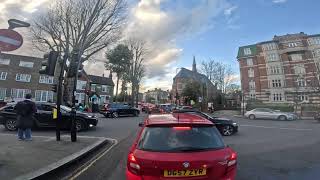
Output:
(125, 39), (147, 107)
(201, 59), (235, 93)
(30, 0), (126, 103)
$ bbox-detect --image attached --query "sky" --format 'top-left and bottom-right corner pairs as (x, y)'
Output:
(1, 0), (320, 92)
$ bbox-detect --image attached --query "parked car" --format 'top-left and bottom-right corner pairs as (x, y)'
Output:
(314, 112), (320, 122)
(0, 102), (98, 131)
(173, 109), (238, 136)
(127, 113), (237, 180)
(102, 103), (140, 118)
(245, 108), (298, 121)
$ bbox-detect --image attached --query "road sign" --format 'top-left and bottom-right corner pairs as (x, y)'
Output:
(0, 29), (23, 52)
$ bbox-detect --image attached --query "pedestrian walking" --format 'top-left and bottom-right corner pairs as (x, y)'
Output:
(14, 94), (37, 141)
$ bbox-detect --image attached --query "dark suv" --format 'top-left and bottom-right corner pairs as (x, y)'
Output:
(0, 102), (98, 131)
(102, 103), (140, 118)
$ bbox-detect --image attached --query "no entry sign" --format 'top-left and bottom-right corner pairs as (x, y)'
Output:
(0, 29), (23, 52)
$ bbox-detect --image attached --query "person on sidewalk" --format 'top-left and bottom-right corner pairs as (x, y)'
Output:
(14, 94), (37, 141)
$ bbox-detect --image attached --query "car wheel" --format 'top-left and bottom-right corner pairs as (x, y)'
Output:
(222, 125), (234, 136)
(249, 114), (255, 120)
(75, 119), (87, 132)
(112, 112), (119, 118)
(278, 115), (287, 121)
(5, 119), (17, 131)
(134, 111), (138, 117)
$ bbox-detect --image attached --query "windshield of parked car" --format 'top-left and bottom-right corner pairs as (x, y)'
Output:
(137, 127), (224, 152)
(61, 105), (72, 112)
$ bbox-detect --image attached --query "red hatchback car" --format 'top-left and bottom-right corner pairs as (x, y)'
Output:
(126, 113), (237, 180)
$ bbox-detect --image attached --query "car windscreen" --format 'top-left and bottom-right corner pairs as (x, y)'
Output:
(61, 105), (72, 112)
(137, 126), (225, 152)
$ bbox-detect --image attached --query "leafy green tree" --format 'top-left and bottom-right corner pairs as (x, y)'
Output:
(105, 44), (133, 102)
(181, 80), (201, 105)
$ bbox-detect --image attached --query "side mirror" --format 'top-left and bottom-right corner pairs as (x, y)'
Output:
(138, 122), (144, 127)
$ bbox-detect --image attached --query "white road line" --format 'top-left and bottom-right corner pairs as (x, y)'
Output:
(240, 124), (312, 131)
(69, 138), (118, 180)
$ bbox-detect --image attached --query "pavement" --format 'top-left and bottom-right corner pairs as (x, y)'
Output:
(0, 133), (111, 180)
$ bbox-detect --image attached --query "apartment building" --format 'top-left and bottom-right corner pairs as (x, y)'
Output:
(0, 53), (57, 102)
(237, 32), (320, 104)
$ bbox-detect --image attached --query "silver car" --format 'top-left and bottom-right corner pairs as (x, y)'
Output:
(245, 108), (298, 121)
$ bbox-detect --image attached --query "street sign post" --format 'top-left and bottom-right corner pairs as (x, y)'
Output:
(0, 29), (23, 52)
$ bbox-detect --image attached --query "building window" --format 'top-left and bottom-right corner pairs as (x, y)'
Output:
(101, 85), (109, 93)
(288, 42), (298, 48)
(272, 93), (283, 101)
(271, 79), (282, 88)
(312, 49), (320, 58)
(0, 58), (10, 65)
(91, 84), (97, 91)
(244, 48), (252, 55)
(77, 80), (87, 90)
(16, 74), (31, 82)
(290, 54), (303, 61)
(268, 66), (281, 74)
(75, 93), (85, 104)
(297, 79), (306, 87)
(11, 89), (31, 99)
(0, 88), (6, 100)
(39, 75), (54, 84)
(248, 68), (254, 77)
(298, 94), (308, 102)
(35, 90), (54, 102)
(19, 61), (34, 68)
(246, 58), (253, 66)
(0, 72), (7, 80)
(293, 65), (306, 75)
(266, 53), (279, 61)
(262, 43), (277, 51)
(249, 91), (256, 99)
(308, 37), (320, 46)
(249, 80), (255, 90)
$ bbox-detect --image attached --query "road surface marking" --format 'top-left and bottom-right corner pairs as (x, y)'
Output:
(240, 124), (312, 131)
(69, 138), (118, 180)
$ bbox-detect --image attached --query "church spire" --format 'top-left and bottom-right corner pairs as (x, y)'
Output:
(192, 56), (197, 72)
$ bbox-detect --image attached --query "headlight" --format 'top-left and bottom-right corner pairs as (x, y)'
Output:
(232, 122), (238, 126)
(87, 115), (93, 118)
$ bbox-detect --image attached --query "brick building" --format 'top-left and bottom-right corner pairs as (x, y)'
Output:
(0, 53), (57, 102)
(172, 57), (218, 105)
(88, 74), (114, 105)
(143, 88), (170, 104)
(237, 32), (320, 104)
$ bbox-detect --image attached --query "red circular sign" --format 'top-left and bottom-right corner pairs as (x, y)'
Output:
(0, 29), (23, 52)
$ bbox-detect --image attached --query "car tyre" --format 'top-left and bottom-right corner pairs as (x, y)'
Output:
(249, 114), (255, 120)
(278, 115), (287, 121)
(75, 119), (87, 132)
(222, 125), (234, 136)
(5, 119), (17, 131)
(134, 111), (139, 117)
(112, 112), (119, 118)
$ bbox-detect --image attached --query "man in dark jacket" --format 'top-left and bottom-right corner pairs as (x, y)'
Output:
(14, 94), (37, 141)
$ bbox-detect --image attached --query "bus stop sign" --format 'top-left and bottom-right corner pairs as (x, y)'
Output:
(0, 29), (23, 52)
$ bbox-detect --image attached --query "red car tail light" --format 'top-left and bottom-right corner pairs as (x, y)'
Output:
(127, 153), (141, 175)
(173, 127), (191, 130)
(226, 151), (237, 172)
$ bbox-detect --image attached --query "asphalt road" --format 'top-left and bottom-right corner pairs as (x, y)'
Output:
(1, 113), (320, 180)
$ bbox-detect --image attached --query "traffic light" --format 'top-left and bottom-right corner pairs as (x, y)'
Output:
(39, 51), (59, 76)
(52, 84), (58, 93)
(67, 53), (84, 77)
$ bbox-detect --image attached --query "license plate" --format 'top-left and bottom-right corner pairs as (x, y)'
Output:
(164, 169), (206, 177)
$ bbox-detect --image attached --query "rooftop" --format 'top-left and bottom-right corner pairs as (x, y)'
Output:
(145, 113), (213, 126)
(88, 75), (114, 86)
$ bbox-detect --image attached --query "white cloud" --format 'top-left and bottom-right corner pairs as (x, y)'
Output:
(224, 5), (237, 16)
(272, 0), (287, 3)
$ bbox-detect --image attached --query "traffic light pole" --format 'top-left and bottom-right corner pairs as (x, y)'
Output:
(56, 53), (67, 141)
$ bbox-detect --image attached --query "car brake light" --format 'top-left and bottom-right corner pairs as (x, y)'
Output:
(127, 153), (141, 175)
(173, 127), (191, 130)
(226, 151), (237, 173)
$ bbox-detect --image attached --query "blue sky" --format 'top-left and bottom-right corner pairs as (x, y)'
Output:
(175, 0), (320, 77)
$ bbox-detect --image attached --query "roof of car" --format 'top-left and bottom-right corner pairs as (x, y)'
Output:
(145, 113), (213, 126)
